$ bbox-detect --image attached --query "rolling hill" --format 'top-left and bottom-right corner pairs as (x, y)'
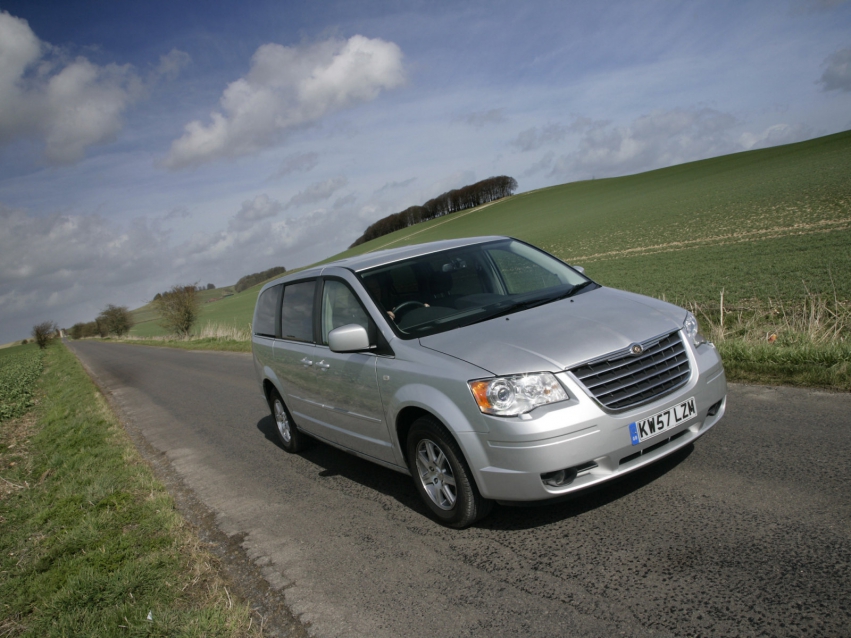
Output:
(130, 130), (851, 337)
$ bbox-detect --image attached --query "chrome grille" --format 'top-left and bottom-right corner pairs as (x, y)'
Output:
(569, 331), (690, 411)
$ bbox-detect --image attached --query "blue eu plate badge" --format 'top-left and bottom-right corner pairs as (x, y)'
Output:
(629, 422), (640, 445)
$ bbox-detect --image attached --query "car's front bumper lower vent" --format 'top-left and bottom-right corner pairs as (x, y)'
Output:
(569, 331), (690, 411)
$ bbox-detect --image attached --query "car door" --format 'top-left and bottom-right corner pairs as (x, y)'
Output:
(272, 279), (323, 435)
(310, 278), (395, 463)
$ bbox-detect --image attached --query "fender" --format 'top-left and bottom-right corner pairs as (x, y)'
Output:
(389, 383), (487, 434)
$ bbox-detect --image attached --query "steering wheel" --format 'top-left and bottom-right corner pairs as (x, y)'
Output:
(392, 300), (426, 319)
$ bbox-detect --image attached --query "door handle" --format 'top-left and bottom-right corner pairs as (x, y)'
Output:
(316, 360), (331, 370)
(300, 357), (313, 366)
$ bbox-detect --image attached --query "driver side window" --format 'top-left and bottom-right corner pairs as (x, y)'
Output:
(321, 280), (373, 345)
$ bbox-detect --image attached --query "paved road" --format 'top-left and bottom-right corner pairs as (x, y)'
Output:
(67, 340), (851, 637)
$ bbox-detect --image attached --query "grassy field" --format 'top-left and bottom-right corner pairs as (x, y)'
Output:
(121, 131), (851, 388)
(0, 343), (42, 422)
(0, 343), (257, 636)
(130, 286), (239, 338)
(327, 130), (851, 306)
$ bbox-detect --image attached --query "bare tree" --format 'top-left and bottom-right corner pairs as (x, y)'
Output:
(32, 321), (58, 349)
(153, 284), (201, 336)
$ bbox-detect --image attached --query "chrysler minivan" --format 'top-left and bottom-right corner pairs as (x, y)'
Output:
(252, 236), (726, 527)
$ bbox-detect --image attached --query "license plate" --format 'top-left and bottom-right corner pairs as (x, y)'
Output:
(629, 397), (696, 445)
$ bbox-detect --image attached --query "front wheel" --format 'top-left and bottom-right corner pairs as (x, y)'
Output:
(270, 390), (306, 453)
(407, 417), (492, 528)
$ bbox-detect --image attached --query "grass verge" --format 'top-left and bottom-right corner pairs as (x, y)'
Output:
(0, 343), (258, 637)
(104, 338), (251, 353)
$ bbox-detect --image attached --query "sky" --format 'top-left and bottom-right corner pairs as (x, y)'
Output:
(1, 0), (850, 344)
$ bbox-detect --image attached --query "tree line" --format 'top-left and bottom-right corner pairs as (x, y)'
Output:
(68, 304), (135, 340)
(234, 266), (287, 293)
(349, 175), (518, 248)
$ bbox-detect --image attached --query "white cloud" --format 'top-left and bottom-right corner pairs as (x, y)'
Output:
(270, 151), (320, 180)
(153, 48), (191, 82)
(163, 205), (190, 221)
(739, 123), (813, 149)
(456, 108), (506, 128)
(0, 203), (171, 341)
(374, 177), (416, 194)
(819, 44), (851, 92)
(232, 194), (284, 229)
(550, 108), (740, 180)
(164, 35), (405, 168)
(0, 11), (188, 165)
(285, 176), (348, 209)
(522, 151), (555, 177)
(510, 123), (569, 152)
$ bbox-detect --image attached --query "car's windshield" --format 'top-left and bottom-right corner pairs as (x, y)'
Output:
(357, 239), (596, 338)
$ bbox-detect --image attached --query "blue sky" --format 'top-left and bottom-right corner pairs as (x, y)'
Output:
(1, 0), (850, 343)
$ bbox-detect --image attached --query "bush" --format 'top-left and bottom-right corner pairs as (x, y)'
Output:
(96, 304), (134, 336)
(153, 285), (201, 336)
(206, 283), (215, 290)
(32, 321), (58, 349)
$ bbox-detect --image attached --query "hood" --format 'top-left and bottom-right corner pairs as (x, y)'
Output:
(419, 287), (686, 375)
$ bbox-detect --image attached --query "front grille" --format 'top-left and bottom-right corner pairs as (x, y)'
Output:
(569, 331), (690, 411)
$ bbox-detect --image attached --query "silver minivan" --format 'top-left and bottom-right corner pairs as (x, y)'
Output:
(252, 236), (726, 527)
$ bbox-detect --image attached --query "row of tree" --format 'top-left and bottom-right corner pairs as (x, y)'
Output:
(235, 266), (287, 293)
(153, 283), (215, 301)
(350, 175), (518, 247)
(69, 304), (135, 340)
(67, 283), (204, 340)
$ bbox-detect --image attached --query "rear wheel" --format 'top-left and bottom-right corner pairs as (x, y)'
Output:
(407, 416), (492, 528)
(270, 390), (306, 453)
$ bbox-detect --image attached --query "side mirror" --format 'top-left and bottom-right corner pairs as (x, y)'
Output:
(328, 324), (371, 353)
(571, 265), (585, 274)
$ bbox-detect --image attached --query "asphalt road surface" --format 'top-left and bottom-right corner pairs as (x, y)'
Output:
(67, 341), (851, 638)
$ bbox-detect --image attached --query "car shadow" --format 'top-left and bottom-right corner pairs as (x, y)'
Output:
(256, 415), (695, 529)
(256, 415), (430, 516)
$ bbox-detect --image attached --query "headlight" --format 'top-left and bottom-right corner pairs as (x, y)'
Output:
(468, 372), (568, 416)
(683, 312), (707, 347)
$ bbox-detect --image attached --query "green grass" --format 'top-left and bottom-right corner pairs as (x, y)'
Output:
(121, 130), (851, 388)
(111, 338), (251, 353)
(718, 341), (851, 390)
(130, 287), (257, 338)
(0, 345), (43, 422)
(0, 343), (256, 637)
(330, 129), (851, 306)
(130, 287), (239, 338)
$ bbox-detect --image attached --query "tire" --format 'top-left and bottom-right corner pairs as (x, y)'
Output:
(406, 416), (493, 528)
(269, 390), (306, 453)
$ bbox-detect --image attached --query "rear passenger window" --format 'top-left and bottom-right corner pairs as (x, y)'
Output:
(254, 284), (282, 337)
(281, 281), (315, 342)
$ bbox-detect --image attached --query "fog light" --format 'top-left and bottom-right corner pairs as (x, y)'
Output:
(541, 467), (578, 487)
(707, 399), (723, 416)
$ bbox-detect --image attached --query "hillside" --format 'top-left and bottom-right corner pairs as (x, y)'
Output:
(131, 130), (851, 337)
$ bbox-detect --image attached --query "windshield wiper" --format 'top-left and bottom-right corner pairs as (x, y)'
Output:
(465, 282), (597, 325)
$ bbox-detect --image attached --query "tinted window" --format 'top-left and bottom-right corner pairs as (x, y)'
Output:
(321, 280), (373, 344)
(281, 281), (315, 342)
(254, 284), (282, 337)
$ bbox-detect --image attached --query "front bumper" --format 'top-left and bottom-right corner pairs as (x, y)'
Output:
(458, 342), (727, 502)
